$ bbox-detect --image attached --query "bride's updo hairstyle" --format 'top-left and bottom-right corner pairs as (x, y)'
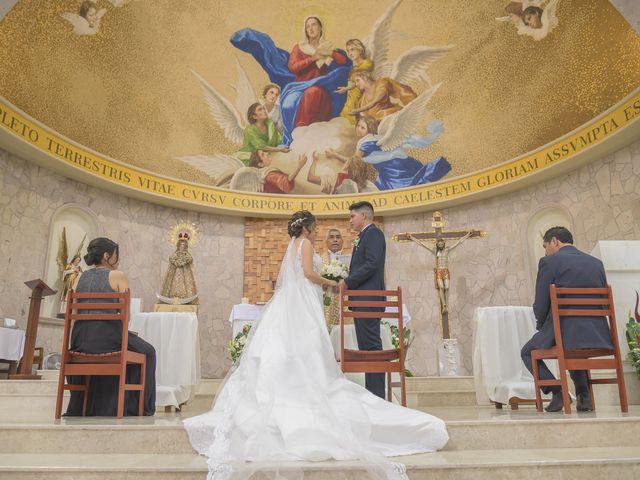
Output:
(84, 237), (119, 266)
(287, 210), (316, 238)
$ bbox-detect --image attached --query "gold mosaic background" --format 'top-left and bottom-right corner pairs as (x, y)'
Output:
(0, 0), (639, 184)
(243, 217), (383, 303)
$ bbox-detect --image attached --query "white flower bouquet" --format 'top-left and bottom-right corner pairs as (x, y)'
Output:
(320, 259), (348, 305)
(321, 259), (349, 282)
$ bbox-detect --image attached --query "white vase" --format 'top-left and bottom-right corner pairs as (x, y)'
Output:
(437, 338), (461, 376)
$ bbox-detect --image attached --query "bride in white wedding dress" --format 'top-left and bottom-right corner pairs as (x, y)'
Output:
(184, 211), (449, 480)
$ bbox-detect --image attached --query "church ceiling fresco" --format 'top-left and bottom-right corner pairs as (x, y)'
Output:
(0, 0), (639, 216)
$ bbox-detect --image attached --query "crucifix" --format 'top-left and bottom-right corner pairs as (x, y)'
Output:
(393, 211), (486, 340)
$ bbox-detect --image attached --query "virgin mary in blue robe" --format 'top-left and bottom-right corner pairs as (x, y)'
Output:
(230, 28), (351, 145)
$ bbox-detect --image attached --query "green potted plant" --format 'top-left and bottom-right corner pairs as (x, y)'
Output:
(626, 292), (640, 380)
(382, 321), (415, 377)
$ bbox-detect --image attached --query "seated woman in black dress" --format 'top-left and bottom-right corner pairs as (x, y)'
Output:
(65, 237), (156, 416)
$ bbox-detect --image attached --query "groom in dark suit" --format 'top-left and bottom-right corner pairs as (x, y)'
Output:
(521, 226), (613, 412)
(338, 201), (386, 399)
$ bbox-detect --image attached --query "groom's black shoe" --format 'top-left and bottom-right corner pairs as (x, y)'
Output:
(545, 391), (571, 412)
(577, 392), (594, 412)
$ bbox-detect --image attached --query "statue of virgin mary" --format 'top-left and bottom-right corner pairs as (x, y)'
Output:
(158, 223), (199, 305)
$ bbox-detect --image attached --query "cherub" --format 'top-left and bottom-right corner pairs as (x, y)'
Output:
(261, 83), (283, 134)
(176, 63), (290, 187)
(496, 0), (560, 41)
(60, 1), (106, 36)
(349, 70), (416, 121)
(336, 0), (452, 122)
(337, 39), (375, 124)
(229, 150), (306, 194)
(324, 85), (451, 190)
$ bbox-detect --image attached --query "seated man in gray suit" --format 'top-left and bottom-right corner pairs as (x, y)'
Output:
(521, 227), (613, 412)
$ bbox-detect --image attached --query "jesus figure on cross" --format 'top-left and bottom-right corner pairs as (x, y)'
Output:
(409, 232), (472, 317)
(393, 211), (486, 340)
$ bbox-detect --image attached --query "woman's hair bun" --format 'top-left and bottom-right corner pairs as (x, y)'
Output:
(287, 210), (316, 238)
(83, 237), (119, 266)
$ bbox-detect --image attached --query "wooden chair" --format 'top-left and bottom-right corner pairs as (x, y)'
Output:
(339, 287), (407, 406)
(531, 284), (628, 414)
(55, 289), (146, 419)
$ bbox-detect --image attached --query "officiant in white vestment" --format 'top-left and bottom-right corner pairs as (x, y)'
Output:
(184, 210), (448, 480)
(321, 228), (351, 330)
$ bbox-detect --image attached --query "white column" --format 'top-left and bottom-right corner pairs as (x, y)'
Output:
(591, 241), (640, 357)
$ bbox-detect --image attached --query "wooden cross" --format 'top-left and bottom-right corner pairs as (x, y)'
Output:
(392, 211), (486, 340)
(392, 211), (486, 244)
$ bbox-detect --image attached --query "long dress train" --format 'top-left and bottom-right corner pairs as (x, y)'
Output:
(184, 239), (448, 479)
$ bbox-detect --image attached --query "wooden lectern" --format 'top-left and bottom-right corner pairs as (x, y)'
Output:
(10, 279), (56, 380)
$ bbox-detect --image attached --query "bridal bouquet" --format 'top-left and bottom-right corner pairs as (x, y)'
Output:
(320, 259), (349, 306)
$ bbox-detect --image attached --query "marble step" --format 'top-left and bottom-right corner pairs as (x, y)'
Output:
(407, 390), (477, 407)
(36, 370), (59, 381)
(0, 380), (59, 394)
(189, 376), (476, 393)
(23, 376), (472, 393)
(0, 379), (223, 397)
(0, 392), (208, 421)
(194, 378), (223, 395)
(1, 447), (639, 479)
(405, 376), (475, 392)
(0, 390), (475, 419)
(179, 389), (478, 412)
(0, 379), (473, 418)
(2, 409), (639, 454)
(0, 394), (69, 420)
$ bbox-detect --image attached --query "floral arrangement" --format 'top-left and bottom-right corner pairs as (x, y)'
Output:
(320, 259), (349, 306)
(626, 292), (640, 380)
(228, 324), (252, 363)
(382, 320), (415, 377)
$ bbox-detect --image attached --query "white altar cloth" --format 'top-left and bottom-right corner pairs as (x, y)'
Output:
(473, 306), (553, 405)
(0, 326), (25, 361)
(130, 312), (200, 408)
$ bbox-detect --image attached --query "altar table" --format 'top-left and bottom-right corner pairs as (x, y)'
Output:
(0, 326), (25, 376)
(473, 306), (553, 406)
(0, 326), (25, 361)
(130, 312), (200, 408)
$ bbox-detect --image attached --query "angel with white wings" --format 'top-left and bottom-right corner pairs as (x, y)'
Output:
(176, 65), (289, 187)
(326, 84), (451, 190)
(56, 227), (86, 312)
(60, 1), (106, 36)
(337, 0), (453, 123)
(496, 0), (560, 41)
